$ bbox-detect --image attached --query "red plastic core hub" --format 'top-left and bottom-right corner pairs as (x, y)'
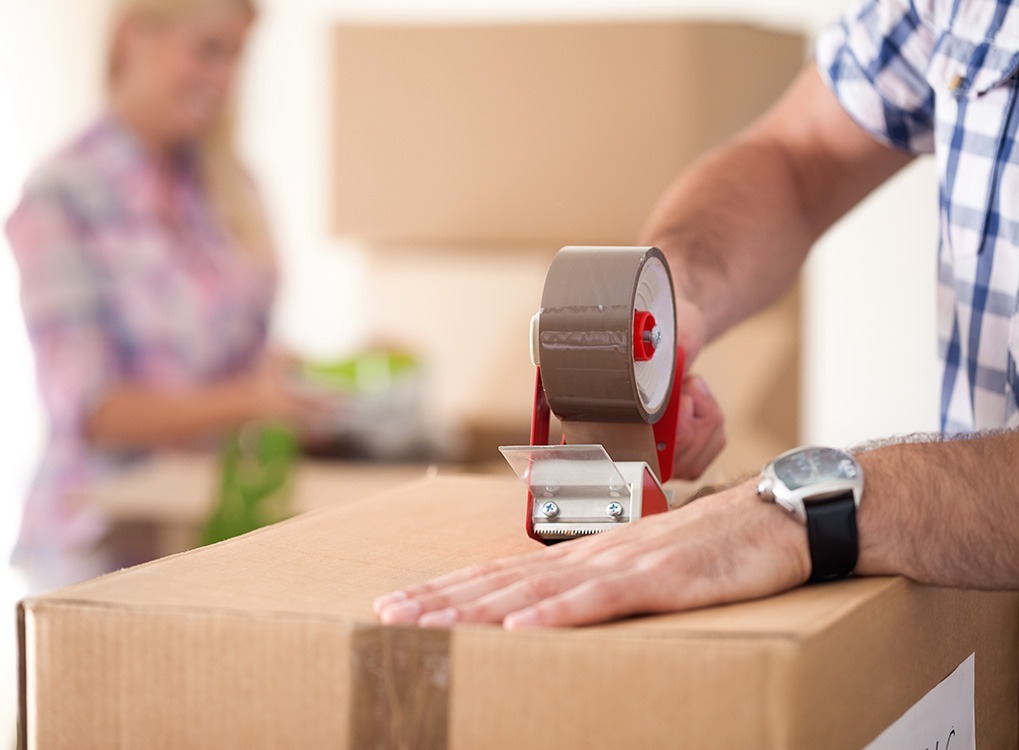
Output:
(633, 310), (658, 362)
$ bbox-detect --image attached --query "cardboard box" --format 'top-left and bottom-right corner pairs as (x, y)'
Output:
(329, 22), (805, 245)
(19, 476), (1018, 749)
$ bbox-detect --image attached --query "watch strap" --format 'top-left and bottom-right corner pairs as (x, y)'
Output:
(804, 489), (858, 583)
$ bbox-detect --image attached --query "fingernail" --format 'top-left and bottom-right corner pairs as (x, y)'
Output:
(418, 607), (458, 628)
(379, 599), (421, 624)
(372, 591), (407, 616)
(693, 376), (711, 396)
(503, 608), (539, 630)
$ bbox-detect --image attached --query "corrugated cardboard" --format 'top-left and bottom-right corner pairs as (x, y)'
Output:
(20, 476), (1018, 749)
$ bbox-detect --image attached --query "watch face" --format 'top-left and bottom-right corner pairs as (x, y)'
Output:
(773, 447), (858, 491)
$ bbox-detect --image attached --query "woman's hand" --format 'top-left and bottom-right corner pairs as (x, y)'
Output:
(240, 350), (340, 430)
(374, 480), (811, 629)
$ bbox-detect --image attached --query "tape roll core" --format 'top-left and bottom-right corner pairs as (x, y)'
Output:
(538, 246), (677, 425)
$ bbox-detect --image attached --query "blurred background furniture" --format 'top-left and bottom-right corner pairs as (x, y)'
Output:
(75, 453), (433, 557)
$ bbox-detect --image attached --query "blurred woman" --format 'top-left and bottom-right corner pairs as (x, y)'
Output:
(6, 0), (315, 590)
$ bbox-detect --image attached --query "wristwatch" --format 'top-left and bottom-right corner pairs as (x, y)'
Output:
(756, 446), (863, 583)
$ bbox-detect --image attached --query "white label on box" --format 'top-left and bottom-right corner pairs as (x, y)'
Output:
(864, 653), (975, 750)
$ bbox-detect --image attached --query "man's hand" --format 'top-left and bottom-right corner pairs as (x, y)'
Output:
(673, 374), (725, 480)
(373, 480), (810, 629)
(670, 296), (726, 480)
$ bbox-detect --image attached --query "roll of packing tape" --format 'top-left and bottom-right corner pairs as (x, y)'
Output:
(537, 246), (677, 473)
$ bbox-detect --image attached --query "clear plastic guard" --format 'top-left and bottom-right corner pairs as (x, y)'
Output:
(499, 444), (632, 500)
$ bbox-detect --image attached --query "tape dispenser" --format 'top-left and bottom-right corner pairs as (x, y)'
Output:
(501, 246), (685, 543)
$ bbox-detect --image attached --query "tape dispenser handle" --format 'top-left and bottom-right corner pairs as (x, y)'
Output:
(652, 347), (685, 484)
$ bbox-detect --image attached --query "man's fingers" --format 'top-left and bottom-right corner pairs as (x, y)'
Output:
(675, 390), (696, 447)
(379, 526), (674, 626)
(683, 424), (728, 480)
(376, 526), (633, 615)
(394, 560), (570, 622)
(673, 375), (725, 480)
(418, 565), (598, 626)
(689, 376), (722, 424)
(374, 560), (510, 615)
(503, 572), (645, 629)
(384, 534), (643, 624)
(373, 547), (557, 617)
(674, 426), (720, 479)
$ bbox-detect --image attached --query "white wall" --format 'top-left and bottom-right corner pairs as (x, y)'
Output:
(804, 160), (940, 446)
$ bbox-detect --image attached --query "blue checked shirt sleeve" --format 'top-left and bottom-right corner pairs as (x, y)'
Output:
(816, 0), (937, 154)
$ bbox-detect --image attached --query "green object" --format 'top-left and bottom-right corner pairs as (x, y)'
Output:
(302, 350), (419, 393)
(200, 423), (299, 546)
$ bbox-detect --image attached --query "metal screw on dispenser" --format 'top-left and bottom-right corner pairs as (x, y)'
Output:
(541, 501), (560, 519)
(606, 501), (624, 519)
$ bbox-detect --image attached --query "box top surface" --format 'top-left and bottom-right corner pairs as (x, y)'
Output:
(27, 475), (903, 641)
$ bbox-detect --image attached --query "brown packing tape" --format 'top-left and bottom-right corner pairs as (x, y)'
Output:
(561, 421), (662, 477)
(17, 601), (26, 750)
(538, 246), (675, 424)
(539, 246), (676, 476)
(348, 625), (451, 750)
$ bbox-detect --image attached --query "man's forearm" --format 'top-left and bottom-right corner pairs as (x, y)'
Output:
(640, 67), (913, 345)
(640, 137), (817, 342)
(856, 431), (1019, 589)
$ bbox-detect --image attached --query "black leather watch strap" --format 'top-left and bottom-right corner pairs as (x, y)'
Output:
(804, 489), (859, 583)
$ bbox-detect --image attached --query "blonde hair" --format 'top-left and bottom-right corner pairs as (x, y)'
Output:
(106, 0), (273, 259)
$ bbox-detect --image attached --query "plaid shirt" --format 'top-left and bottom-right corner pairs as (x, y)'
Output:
(7, 116), (275, 563)
(818, 0), (1019, 433)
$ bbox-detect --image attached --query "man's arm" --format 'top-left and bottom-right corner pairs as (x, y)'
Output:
(856, 431), (1019, 589)
(373, 430), (1019, 629)
(648, 65), (914, 480)
(370, 64), (959, 629)
(643, 65), (914, 348)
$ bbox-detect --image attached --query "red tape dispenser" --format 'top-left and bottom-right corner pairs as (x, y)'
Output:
(500, 246), (685, 543)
